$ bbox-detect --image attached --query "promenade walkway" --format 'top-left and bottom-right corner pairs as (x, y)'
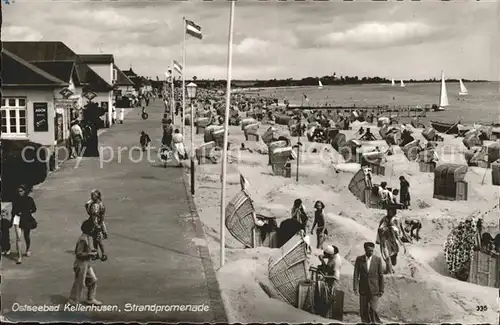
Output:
(1, 101), (226, 322)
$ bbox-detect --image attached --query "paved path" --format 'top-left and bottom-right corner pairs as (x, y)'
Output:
(1, 101), (226, 322)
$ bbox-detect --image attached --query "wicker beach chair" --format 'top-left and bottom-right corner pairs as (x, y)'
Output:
(195, 117), (211, 134)
(244, 123), (260, 141)
(268, 231), (311, 307)
(268, 140), (288, 165)
(241, 118), (257, 131)
(212, 128), (225, 148)
(195, 141), (217, 164)
(262, 126), (278, 145)
(271, 146), (294, 177)
(225, 190), (278, 248)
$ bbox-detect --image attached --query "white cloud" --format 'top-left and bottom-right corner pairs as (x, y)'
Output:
(235, 38), (271, 54)
(315, 22), (436, 48)
(2, 26), (43, 41)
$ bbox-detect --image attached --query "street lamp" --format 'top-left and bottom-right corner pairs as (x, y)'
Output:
(186, 82), (198, 195)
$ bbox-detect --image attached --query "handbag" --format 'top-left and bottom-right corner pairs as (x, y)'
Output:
(30, 217), (38, 230)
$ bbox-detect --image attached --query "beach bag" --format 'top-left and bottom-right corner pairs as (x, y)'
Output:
(29, 216), (38, 230)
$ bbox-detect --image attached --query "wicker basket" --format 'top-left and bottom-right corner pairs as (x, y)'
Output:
(225, 190), (256, 248)
(268, 232), (311, 307)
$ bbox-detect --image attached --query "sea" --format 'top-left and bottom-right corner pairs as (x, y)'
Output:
(252, 82), (500, 125)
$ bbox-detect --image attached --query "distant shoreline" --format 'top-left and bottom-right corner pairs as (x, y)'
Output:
(236, 81), (497, 92)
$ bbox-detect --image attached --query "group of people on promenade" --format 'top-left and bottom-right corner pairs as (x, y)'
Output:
(0, 184), (108, 305)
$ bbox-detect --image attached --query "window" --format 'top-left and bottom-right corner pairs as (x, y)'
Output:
(1, 97), (27, 135)
(113, 69), (118, 83)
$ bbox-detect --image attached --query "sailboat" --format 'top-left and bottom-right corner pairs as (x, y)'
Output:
(318, 80), (323, 89)
(400, 80), (405, 87)
(391, 79), (395, 86)
(437, 70), (449, 111)
(459, 79), (468, 96)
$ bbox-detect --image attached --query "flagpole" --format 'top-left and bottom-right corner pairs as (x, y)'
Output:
(171, 60), (175, 123)
(220, 0), (235, 268)
(182, 17), (187, 144)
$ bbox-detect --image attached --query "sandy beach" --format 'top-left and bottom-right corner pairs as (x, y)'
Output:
(186, 117), (499, 323)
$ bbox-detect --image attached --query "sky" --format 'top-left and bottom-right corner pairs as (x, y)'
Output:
(2, 0), (500, 81)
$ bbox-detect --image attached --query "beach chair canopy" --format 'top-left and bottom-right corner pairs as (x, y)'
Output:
(434, 164), (468, 183)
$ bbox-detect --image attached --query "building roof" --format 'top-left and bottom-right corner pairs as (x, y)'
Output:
(79, 54), (114, 64)
(3, 41), (78, 62)
(2, 49), (68, 87)
(81, 65), (113, 93)
(31, 61), (82, 87)
(114, 65), (134, 86)
(122, 68), (137, 78)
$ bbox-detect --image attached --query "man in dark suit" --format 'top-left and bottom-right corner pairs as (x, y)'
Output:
(353, 242), (384, 323)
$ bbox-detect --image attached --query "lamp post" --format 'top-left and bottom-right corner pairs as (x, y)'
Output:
(186, 82), (198, 195)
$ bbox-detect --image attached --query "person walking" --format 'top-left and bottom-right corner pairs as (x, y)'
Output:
(70, 120), (83, 158)
(140, 131), (151, 152)
(85, 190), (108, 261)
(68, 219), (102, 305)
(162, 119), (174, 149)
(172, 129), (187, 167)
(376, 207), (406, 274)
(399, 176), (411, 209)
(119, 108), (125, 124)
(353, 242), (384, 324)
(10, 185), (37, 264)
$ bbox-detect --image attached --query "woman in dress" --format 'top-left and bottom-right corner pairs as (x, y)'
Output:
(85, 189), (108, 261)
(376, 207), (406, 274)
(11, 185), (37, 264)
(399, 176), (411, 209)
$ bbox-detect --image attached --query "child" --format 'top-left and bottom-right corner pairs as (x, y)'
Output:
(311, 201), (328, 249)
(140, 131), (151, 152)
(85, 189), (108, 261)
(1, 209), (12, 255)
(68, 219), (101, 305)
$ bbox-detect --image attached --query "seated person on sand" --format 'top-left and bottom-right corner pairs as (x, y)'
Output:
(310, 201), (328, 250)
(251, 212), (278, 243)
(315, 245), (342, 318)
(376, 206), (407, 274)
(378, 182), (390, 206)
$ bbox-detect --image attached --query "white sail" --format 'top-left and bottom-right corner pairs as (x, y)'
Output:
(391, 79), (395, 86)
(318, 80), (323, 89)
(439, 71), (449, 109)
(459, 79), (468, 95)
(400, 80), (405, 87)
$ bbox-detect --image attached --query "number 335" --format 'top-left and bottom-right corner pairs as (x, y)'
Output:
(476, 305), (488, 311)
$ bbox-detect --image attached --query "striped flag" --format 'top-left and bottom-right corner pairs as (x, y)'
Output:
(240, 173), (250, 191)
(173, 60), (183, 74)
(186, 19), (203, 39)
